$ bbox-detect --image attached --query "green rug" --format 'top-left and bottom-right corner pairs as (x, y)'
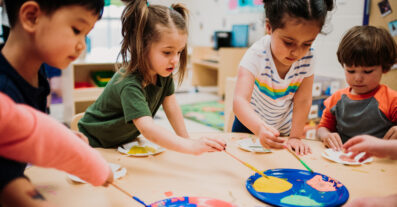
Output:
(180, 100), (224, 131)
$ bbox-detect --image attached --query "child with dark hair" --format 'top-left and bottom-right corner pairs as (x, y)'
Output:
(0, 0), (108, 203)
(318, 25), (397, 150)
(232, 0), (334, 155)
(78, 0), (226, 154)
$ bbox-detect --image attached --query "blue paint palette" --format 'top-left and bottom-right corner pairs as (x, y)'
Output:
(246, 168), (349, 207)
(149, 196), (236, 207)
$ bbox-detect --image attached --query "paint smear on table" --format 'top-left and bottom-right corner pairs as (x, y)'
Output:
(280, 195), (322, 206)
(128, 146), (156, 154)
(306, 175), (336, 192)
(253, 176), (292, 193)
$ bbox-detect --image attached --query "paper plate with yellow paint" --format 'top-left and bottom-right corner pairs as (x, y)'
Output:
(118, 138), (165, 157)
(246, 168), (349, 207)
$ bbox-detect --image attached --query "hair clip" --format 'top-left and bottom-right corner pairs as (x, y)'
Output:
(146, 1), (149, 6)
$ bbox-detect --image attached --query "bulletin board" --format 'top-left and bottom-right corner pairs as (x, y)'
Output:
(369, 0), (397, 90)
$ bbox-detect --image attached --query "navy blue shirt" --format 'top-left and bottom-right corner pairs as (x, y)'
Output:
(0, 45), (50, 191)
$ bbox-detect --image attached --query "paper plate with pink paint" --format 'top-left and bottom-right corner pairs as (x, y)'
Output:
(149, 196), (236, 207)
(322, 149), (373, 165)
(246, 168), (349, 207)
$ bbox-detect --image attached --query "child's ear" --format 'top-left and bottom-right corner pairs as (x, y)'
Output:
(265, 19), (272, 35)
(19, 1), (42, 33)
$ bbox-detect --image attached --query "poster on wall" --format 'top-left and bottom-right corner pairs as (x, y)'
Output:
(378, 0), (392, 17)
(229, 0), (263, 12)
(388, 20), (397, 37)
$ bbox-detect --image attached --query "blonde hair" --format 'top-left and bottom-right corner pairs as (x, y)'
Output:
(117, 0), (189, 86)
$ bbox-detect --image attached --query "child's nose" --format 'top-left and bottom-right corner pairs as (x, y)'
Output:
(355, 74), (364, 82)
(76, 38), (86, 52)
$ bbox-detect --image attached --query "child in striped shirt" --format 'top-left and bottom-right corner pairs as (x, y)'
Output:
(233, 0), (334, 155)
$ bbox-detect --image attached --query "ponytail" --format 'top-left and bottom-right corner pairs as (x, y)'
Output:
(117, 1), (189, 86)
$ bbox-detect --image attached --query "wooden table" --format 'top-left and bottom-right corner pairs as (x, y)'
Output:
(25, 133), (397, 206)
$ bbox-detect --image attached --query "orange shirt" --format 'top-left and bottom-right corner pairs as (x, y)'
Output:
(318, 85), (397, 142)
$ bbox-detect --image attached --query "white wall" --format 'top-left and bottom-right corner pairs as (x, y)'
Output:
(313, 0), (364, 79)
(152, 0), (363, 79)
(89, 0), (363, 79)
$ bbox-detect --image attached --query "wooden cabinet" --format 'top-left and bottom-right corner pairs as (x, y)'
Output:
(62, 62), (115, 124)
(191, 46), (247, 97)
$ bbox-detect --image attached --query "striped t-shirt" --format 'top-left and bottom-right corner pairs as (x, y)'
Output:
(240, 35), (314, 136)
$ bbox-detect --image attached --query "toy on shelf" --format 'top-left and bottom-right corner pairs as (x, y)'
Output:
(91, 71), (114, 87)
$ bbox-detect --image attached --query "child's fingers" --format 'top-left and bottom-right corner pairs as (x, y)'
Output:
(343, 136), (363, 151)
(359, 153), (372, 162)
(264, 138), (284, 149)
(336, 137), (343, 151)
(383, 128), (396, 140)
(204, 139), (225, 151)
(264, 124), (280, 136)
(326, 138), (337, 151)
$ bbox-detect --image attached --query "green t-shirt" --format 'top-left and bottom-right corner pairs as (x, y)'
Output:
(78, 71), (175, 148)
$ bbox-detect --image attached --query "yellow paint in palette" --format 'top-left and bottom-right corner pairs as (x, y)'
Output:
(253, 176), (293, 193)
(128, 146), (157, 155)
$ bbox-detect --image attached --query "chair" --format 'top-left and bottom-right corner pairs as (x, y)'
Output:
(70, 112), (84, 131)
(224, 77), (236, 132)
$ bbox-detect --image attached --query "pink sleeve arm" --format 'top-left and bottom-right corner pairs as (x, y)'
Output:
(0, 93), (110, 186)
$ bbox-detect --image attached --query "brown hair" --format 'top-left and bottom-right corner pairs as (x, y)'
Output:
(118, 0), (189, 85)
(263, 0), (334, 31)
(337, 25), (397, 72)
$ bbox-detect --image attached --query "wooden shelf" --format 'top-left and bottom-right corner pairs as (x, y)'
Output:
(73, 87), (104, 102)
(62, 62), (115, 124)
(191, 59), (219, 69)
(191, 46), (247, 96)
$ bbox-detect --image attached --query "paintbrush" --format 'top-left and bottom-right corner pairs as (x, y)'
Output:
(224, 150), (269, 179)
(110, 183), (148, 207)
(283, 145), (313, 173)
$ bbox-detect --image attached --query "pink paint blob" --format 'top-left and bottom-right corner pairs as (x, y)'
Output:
(306, 175), (336, 192)
(340, 154), (355, 162)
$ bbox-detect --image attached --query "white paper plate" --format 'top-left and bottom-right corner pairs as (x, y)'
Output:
(68, 163), (127, 183)
(321, 149), (373, 165)
(117, 138), (165, 157)
(237, 138), (271, 153)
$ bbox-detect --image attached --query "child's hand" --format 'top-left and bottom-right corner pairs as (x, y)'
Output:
(72, 130), (89, 144)
(343, 135), (387, 162)
(322, 132), (343, 151)
(384, 126), (397, 140)
(103, 166), (114, 187)
(189, 137), (226, 155)
(286, 138), (311, 155)
(258, 125), (284, 149)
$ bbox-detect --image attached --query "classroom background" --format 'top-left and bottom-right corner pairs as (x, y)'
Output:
(0, 0), (394, 139)
(1, 0), (397, 206)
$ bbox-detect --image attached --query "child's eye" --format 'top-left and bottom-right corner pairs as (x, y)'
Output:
(364, 70), (373, 74)
(284, 41), (293, 46)
(72, 27), (81, 35)
(303, 43), (312, 47)
(163, 51), (171, 55)
(346, 70), (355, 74)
